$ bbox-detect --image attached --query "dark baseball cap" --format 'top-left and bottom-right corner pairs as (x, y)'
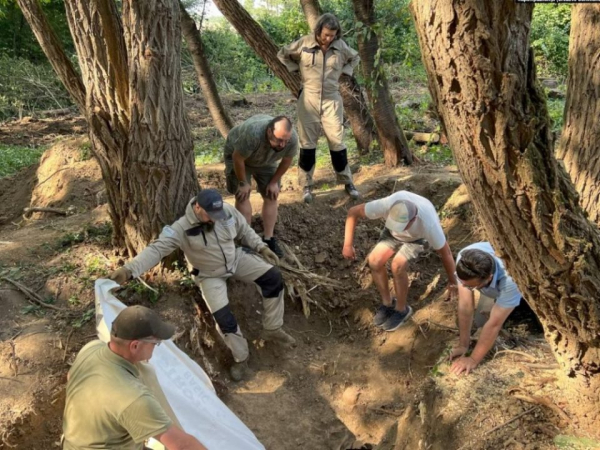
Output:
(196, 189), (227, 221)
(111, 305), (175, 340)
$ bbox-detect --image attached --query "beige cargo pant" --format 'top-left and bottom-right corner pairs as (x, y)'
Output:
(297, 91), (353, 187)
(194, 248), (284, 362)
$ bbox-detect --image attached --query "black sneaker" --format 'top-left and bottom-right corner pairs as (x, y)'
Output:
(373, 298), (397, 327)
(263, 237), (284, 258)
(344, 183), (360, 200)
(382, 305), (414, 331)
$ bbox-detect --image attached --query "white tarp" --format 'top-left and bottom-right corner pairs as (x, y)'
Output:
(94, 279), (265, 450)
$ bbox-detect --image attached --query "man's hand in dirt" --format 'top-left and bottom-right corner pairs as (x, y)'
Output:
(265, 182), (280, 201)
(235, 183), (252, 202)
(108, 267), (131, 285)
(342, 244), (356, 260)
(450, 356), (478, 376)
(446, 283), (458, 300)
(260, 247), (279, 266)
(447, 345), (469, 361)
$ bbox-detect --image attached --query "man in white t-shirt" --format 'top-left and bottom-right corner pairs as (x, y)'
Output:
(343, 191), (458, 331)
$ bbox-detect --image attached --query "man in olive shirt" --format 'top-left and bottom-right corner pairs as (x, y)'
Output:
(62, 305), (207, 450)
(225, 114), (299, 257)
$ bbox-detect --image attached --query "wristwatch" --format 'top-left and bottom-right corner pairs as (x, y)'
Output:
(238, 180), (248, 187)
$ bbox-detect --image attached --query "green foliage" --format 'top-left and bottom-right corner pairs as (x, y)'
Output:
(554, 435), (600, 450)
(0, 0), (74, 62)
(57, 223), (113, 249)
(0, 143), (45, 178)
(0, 55), (72, 120)
(415, 143), (454, 166)
(547, 97), (565, 133)
(530, 4), (571, 79)
(72, 307), (95, 328)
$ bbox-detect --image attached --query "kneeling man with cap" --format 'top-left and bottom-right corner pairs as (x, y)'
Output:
(108, 189), (295, 381)
(62, 305), (208, 450)
(343, 191), (458, 331)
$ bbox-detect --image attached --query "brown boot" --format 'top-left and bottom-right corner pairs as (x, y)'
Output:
(261, 327), (296, 346)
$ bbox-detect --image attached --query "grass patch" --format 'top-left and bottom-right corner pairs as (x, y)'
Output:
(414, 143), (454, 165)
(57, 222), (113, 249)
(0, 144), (45, 178)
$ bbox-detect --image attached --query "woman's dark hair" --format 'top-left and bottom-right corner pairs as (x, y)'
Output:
(314, 13), (342, 40)
(456, 249), (495, 281)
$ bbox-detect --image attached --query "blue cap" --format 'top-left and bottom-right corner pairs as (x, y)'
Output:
(196, 189), (227, 221)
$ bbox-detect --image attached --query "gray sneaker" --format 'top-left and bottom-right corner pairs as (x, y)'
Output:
(373, 298), (397, 327)
(261, 327), (297, 346)
(382, 305), (414, 331)
(303, 186), (313, 204)
(230, 359), (248, 381)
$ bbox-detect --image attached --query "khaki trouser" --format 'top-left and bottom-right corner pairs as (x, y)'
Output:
(297, 91), (353, 187)
(474, 294), (495, 329)
(194, 249), (284, 362)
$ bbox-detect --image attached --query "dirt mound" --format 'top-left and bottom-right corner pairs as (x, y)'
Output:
(0, 114), (87, 147)
(29, 137), (103, 217)
(0, 164), (38, 225)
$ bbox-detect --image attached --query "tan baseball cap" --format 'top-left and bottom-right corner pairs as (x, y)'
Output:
(111, 305), (175, 340)
(385, 200), (418, 233)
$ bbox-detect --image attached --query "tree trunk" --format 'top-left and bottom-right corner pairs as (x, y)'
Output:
(19, 0), (198, 254)
(211, 0), (301, 96)
(180, 2), (233, 138)
(300, 0), (376, 154)
(16, 0), (85, 112)
(412, 0), (600, 432)
(556, 5), (600, 226)
(352, 0), (412, 166)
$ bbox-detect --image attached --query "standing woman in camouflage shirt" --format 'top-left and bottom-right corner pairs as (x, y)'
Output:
(278, 13), (360, 203)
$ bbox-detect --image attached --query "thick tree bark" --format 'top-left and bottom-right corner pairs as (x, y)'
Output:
(300, 0), (376, 154)
(412, 0), (600, 431)
(16, 0), (85, 112)
(556, 5), (600, 226)
(19, 0), (198, 254)
(211, 0), (301, 96)
(352, 0), (412, 166)
(180, 2), (233, 138)
(121, 0), (198, 254)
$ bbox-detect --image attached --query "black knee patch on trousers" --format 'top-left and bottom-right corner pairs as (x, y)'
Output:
(330, 148), (348, 173)
(254, 267), (283, 298)
(299, 148), (316, 172)
(213, 304), (238, 334)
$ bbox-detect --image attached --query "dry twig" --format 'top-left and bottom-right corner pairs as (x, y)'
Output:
(493, 349), (537, 361)
(63, 329), (74, 363)
(508, 388), (571, 422)
(1, 276), (66, 312)
(23, 206), (69, 219)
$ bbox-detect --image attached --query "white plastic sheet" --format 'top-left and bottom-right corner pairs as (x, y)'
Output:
(95, 279), (265, 450)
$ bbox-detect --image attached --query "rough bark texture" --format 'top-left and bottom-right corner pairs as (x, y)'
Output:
(16, 0), (85, 112)
(212, 0), (301, 96)
(352, 0), (412, 166)
(180, 2), (233, 138)
(412, 0), (600, 431)
(556, 5), (600, 226)
(20, 0), (198, 254)
(121, 0), (198, 254)
(301, 0), (376, 154)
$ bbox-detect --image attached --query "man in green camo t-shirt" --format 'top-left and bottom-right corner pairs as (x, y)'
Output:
(62, 306), (207, 450)
(224, 114), (299, 257)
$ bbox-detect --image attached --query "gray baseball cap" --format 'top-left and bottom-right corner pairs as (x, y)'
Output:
(385, 200), (418, 233)
(111, 305), (175, 340)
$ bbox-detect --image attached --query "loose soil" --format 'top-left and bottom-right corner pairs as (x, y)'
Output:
(0, 93), (595, 450)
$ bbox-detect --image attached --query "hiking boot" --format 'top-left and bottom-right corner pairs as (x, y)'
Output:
(263, 236), (284, 258)
(230, 359), (249, 382)
(373, 298), (397, 327)
(344, 183), (360, 200)
(303, 186), (313, 204)
(261, 327), (297, 346)
(382, 305), (414, 332)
